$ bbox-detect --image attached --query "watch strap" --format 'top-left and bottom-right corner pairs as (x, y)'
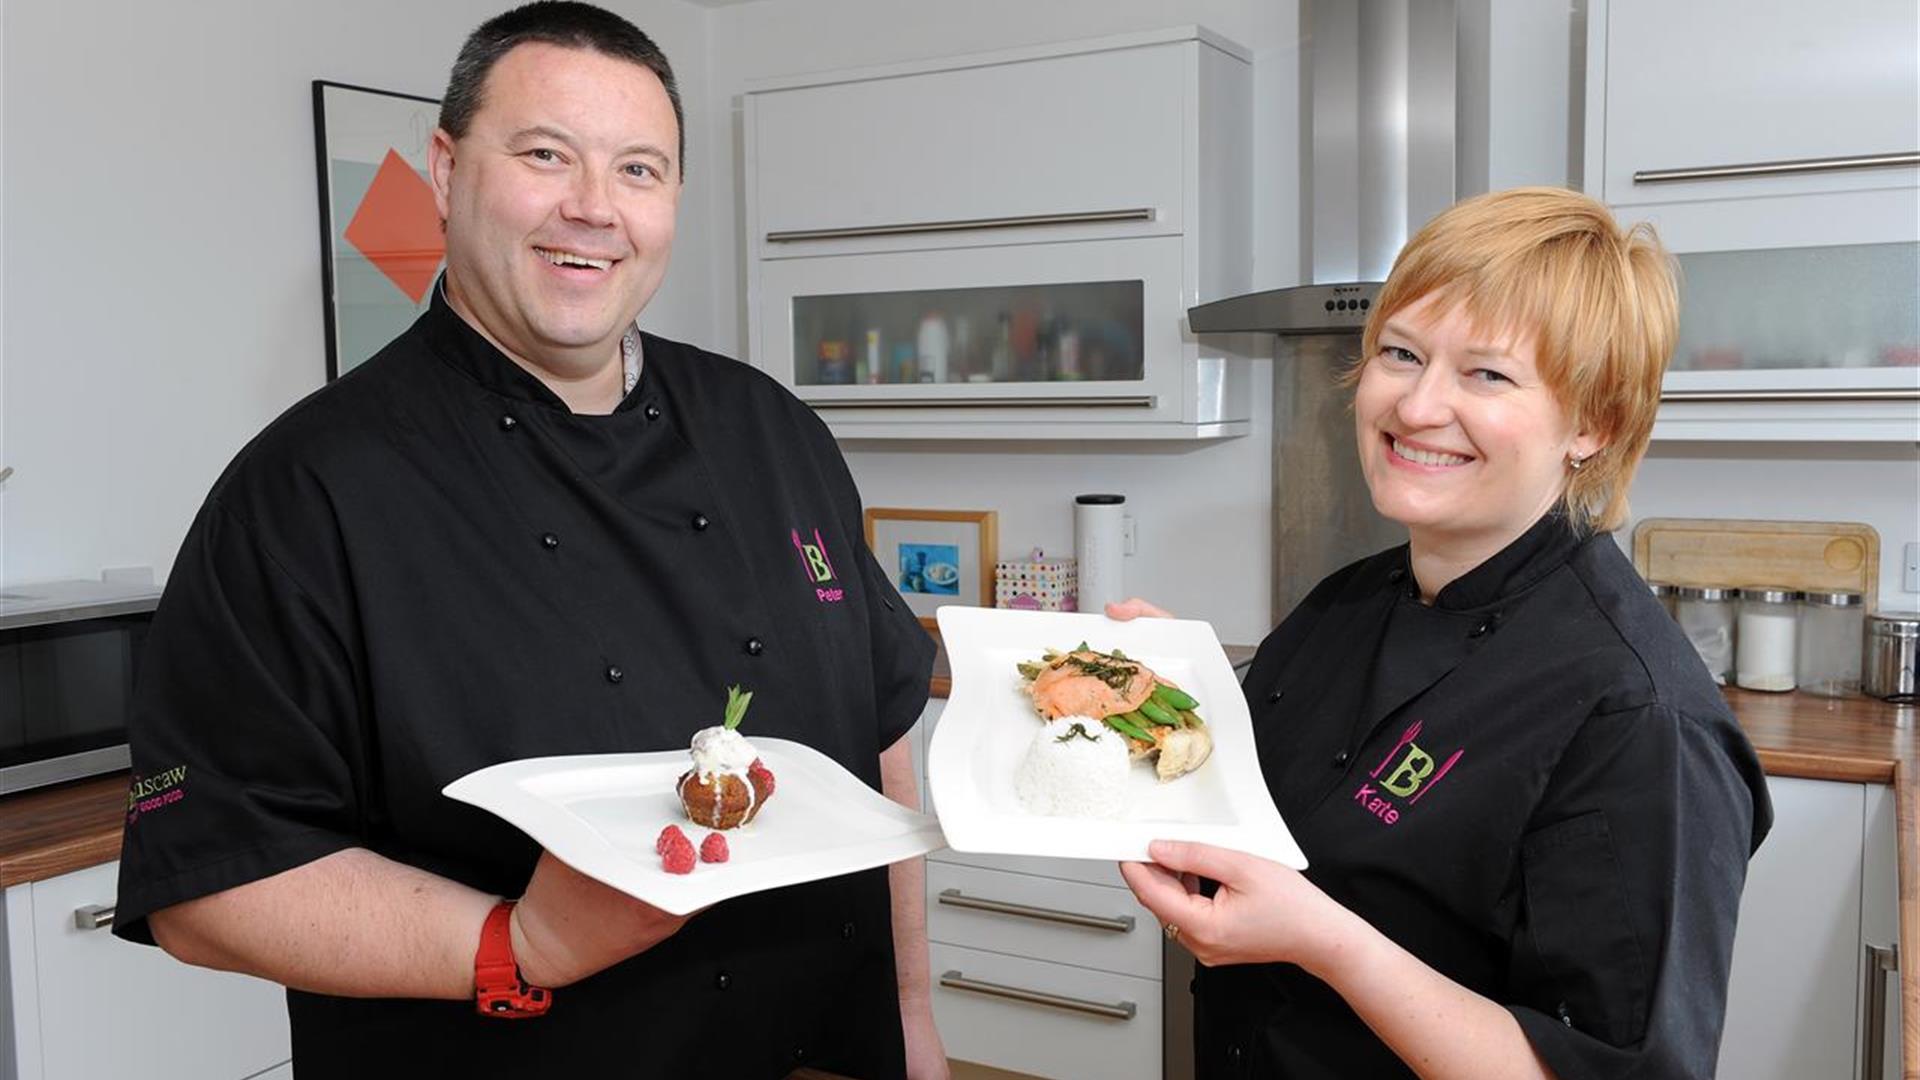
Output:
(474, 901), (552, 1018)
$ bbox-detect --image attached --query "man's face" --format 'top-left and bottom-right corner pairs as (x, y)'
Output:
(429, 42), (681, 375)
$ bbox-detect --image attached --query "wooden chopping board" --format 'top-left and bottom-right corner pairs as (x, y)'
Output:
(1631, 518), (1880, 609)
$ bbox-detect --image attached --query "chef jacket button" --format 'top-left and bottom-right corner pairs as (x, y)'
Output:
(1557, 1001), (1572, 1026)
(1226, 1044), (1244, 1066)
(714, 971), (731, 990)
(745, 637), (765, 656)
(605, 665), (624, 684)
(1388, 567), (1406, 583)
(1333, 750), (1350, 768)
(1266, 689), (1284, 704)
(791, 1047), (808, 1064)
(691, 513), (710, 531)
(1469, 620), (1490, 638)
(841, 921), (856, 940)
(644, 403), (662, 421)
(540, 532), (560, 551)
(498, 415), (518, 432)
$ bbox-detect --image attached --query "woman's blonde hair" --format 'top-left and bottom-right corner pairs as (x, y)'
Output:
(1357, 187), (1677, 532)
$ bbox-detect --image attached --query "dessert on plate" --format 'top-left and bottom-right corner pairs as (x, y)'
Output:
(676, 686), (777, 829)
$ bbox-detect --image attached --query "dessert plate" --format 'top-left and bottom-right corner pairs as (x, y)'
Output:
(930, 607), (1305, 868)
(444, 738), (946, 915)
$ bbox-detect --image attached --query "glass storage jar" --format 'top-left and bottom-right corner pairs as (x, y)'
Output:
(1797, 591), (1864, 698)
(1649, 581), (1677, 616)
(1675, 586), (1738, 685)
(1735, 587), (1802, 692)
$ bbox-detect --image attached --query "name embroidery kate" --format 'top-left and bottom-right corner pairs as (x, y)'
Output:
(1352, 720), (1463, 826)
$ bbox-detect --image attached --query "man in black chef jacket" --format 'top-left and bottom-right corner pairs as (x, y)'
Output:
(110, 4), (943, 1076)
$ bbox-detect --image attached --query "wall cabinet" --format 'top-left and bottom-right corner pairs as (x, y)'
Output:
(0, 861), (290, 1080)
(744, 28), (1252, 441)
(1718, 776), (1900, 1080)
(1584, 0), (1920, 440)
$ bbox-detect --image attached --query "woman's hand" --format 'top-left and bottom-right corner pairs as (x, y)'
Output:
(510, 850), (693, 987)
(1105, 597), (1175, 621)
(1120, 840), (1363, 975)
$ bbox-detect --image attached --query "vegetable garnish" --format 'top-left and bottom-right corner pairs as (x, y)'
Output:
(722, 685), (754, 730)
(1054, 721), (1102, 744)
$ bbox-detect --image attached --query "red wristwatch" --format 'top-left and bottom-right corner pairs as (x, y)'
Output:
(474, 901), (552, 1018)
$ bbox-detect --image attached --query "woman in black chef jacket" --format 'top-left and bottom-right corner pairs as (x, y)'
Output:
(1113, 187), (1771, 1080)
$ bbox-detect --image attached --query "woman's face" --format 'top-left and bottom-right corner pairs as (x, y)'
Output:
(1354, 292), (1604, 552)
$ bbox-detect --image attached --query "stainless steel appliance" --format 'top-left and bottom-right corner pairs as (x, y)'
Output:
(0, 579), (159, 793)
(1863, 610), (1919, 703)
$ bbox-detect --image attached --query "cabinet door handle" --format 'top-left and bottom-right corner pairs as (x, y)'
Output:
(806, 395), (1158, 409)
(1633, 151), (1920, 185)
(938, 969), (1136, 1020)
(1860, 942), (1898, 1080)
(73, 904), (115, 931)
(766, 207), (1155, 244)
(937, 887), (1136, 933)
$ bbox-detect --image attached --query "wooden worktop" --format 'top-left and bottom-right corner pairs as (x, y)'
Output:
(6, 670), (1915, 1073)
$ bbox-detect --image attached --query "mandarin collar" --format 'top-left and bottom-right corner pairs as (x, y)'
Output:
(1420, 511), (1588, 612)
(420, 276), (646, 413)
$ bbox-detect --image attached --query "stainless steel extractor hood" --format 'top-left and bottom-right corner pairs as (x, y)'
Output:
(1187, 0), (1459, 335)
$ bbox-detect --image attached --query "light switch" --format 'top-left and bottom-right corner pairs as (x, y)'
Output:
(1903, 541), (1919, 593)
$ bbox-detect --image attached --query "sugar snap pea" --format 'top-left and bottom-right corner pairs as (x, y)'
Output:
(1103, 713), (1154, 743)
(1151, 683), (1200, 711)
(1136, 699), (1178, 727)
(1178, 708), (1204, 728)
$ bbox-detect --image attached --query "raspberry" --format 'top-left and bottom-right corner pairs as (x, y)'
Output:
(660, 832), (697, 875)
(656, 824), (688, 855)
(749, 758), (776, 798)
(700, 832), (730, 864)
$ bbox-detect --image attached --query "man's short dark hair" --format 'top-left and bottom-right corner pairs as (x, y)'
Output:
(440, 1), (685, 177)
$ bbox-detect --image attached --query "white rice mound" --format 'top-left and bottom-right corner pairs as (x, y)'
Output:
(1014, 715), (1129, 819)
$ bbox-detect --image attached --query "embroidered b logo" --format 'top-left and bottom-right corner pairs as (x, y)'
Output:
(802, 544), (833, 584)
(1381, 745), (1436, 796)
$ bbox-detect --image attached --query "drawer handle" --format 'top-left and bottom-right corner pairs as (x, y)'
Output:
(73, 904), (115, 931)
(1661, 388), (1920, 403)
(806, 395), (1158, 410)
(766, 207), (1155, 244)
(1633, 151), (1919, 185)
(937, 888), (1136, 933)
(938, 969), (1136, 1020)
(1860, 942), (1898, 1080)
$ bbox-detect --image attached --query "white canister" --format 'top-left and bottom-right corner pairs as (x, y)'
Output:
(1075, 494), (1125, 616)
(1735, 587), (1801, 692)
(916, 312), (950, 384)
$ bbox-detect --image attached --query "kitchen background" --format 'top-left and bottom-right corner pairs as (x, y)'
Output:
(6, 0), (1915, 648)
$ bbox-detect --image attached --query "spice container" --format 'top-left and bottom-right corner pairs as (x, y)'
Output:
(1863, 611), (1919, 704)
(1675, 586), (1738, 685)
(1735, 587), (1801, 692)
(1797, 591), (1864, 698)
(1649, 581), (1677, 616)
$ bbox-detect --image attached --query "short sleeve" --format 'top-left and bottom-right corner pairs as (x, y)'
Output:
(853, 532), (935, 754)
(1505, 702), (1768, 1080)
(113, 498), (363, 945)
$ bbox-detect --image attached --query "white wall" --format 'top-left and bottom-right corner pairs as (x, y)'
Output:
(707, 0), (1303, 644)
(0, 0), (718, 586)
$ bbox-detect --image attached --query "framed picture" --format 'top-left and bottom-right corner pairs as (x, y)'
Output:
(313, 80), (445, 381)
(864, 508), (999, 630)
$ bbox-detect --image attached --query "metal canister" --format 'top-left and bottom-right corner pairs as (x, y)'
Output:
(1863, 611), (1919, 704)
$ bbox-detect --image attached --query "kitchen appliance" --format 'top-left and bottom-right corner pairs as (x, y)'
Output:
(1863, 611), (1919, 703)
(1074, 494), (1126, 616)
(0, 578), (159, 793)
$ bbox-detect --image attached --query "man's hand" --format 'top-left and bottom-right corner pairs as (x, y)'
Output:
(510, 850), (692, 987)
(1105, 597), (1175, 621)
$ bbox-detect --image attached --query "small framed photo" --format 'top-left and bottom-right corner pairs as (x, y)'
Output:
(312, 80), (445, 381)
(864, 508), (999, 630)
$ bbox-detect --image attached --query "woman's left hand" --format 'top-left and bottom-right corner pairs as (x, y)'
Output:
(1120, 840), (1361, 973)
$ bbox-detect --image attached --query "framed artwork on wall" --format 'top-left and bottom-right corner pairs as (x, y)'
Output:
(864, 508), (999, 630)
(312, 80), (444, 380)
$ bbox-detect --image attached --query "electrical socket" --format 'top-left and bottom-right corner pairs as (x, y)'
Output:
(1903, 541), (1919, 594)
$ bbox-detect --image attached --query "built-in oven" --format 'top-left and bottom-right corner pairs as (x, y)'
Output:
(0, 579), (159, 794)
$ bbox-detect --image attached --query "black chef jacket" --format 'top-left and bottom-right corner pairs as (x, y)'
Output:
(1199, 513), (1771, 1080)
(113, 284), (934, 1079)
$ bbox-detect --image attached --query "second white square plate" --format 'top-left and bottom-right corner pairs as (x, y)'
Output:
(930, 607), (1306, 868)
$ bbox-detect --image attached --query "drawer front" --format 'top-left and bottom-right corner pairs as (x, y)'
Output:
(928, 846), (1127, 889)
(751, 44), (1186, 252)
(928, 861), (1158, 980)
(931, 941), (1160, 1080)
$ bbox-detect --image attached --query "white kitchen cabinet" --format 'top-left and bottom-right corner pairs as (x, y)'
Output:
(0, 860), (289, 1080)
(1584, 0), (1920, 441)
(1717, 776), (1900, 1080)
(744, 27), (1252, 441)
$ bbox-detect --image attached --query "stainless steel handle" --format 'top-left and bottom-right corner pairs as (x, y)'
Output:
(938, 969), (1136, 1020)
(766, 207), (1155, 244)
(1634, 151), (1920, 185)
(937, 888), (1137, 933)
(73, 904), (115, 931)
(1860, 943), (1898, 1080)
(1661, 388), (1920, 403)
(806, 394), (1158, 409)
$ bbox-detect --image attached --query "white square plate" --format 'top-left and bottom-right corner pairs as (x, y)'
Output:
(443, 738), (947, 915)
(930, 607), (1305, 868)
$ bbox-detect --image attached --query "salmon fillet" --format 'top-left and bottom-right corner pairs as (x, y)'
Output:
(1026, 651), (1157, 719)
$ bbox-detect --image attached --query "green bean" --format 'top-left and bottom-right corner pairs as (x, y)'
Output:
(1151, 683), (1200, 711)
